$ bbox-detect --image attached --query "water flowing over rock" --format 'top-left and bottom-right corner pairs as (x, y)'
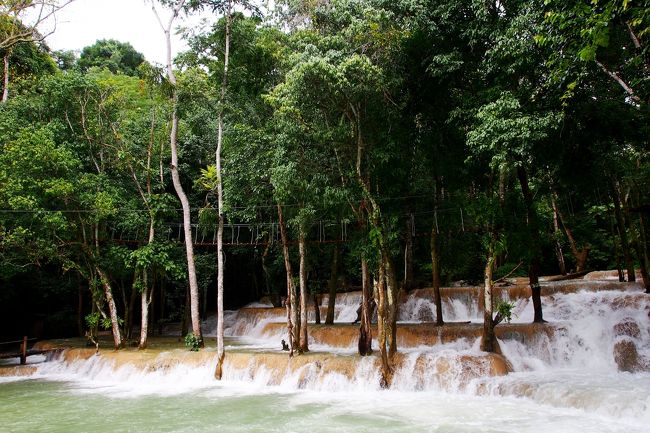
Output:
(2, 275), (649, 427)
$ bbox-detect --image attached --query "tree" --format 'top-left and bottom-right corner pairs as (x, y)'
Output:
(77, 39), (146, 76)
(0, 1), (74, 51)
(541, 0), (649, 104)
(1, 0), (74, 101)
(151, 0), (203, 343)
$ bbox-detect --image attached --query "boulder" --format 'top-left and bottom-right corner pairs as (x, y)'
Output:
(613, 319), (641, 339)
(613, 339), (640, 372)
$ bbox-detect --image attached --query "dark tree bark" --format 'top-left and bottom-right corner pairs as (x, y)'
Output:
(96, 267), (123, 350)
(480, 248), (499, 353)
(277, 204), (299, 353)
(298, 229), (309, 352)
(358, 258), (373, 355)
(375, 257), (392, 387)
(430, 226), (444, 325)
(403, 216), (414, 291)
(384, 252), (399, 360)
(612, 180), (636, 282)
(551, 194), (567, 275)
(325, 245), (338, 324)
(516, 165), (544, 323)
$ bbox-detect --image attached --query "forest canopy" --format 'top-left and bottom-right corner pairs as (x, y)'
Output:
(0, 0), (647, 355)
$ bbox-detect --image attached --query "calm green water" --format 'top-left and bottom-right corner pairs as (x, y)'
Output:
(1, 379), (384, 433)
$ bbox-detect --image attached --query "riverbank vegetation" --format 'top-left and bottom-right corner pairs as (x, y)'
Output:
(1, 0), (648, 384)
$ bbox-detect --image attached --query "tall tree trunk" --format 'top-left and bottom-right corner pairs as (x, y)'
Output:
(551, 194), (567, 275)
(431, 226), (444, 325)
(612, 179), (636, 282)
(214, 0), (231, 380)
(96, 267), (123, 350)
(635, 238), (650, 293)
(139, 270), (155, 349)
(2, 52), (9, 103)
(261, 240), (271, 297)
(376, 258), (392, 387)
(480, 248), (499, 353)
(516, 165), (544, 323)
(277, 204), (298, 353)
(358, 257), (372, 355)
(384, 251), (399, 359)
(632, 212), (650, 293)
(140, 272), (149, 348)
(139, 219), (156, 349)
(403, 216), (414, 291)
(557, 209), (590, 272)
(298, 229), (309, 352)
(155, 1), (202, 342)
(325, 245), (338, 324)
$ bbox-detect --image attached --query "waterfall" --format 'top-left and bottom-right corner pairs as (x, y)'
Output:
(4, 276), (647, 425)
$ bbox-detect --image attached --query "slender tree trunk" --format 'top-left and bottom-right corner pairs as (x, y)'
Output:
(639, 214), (650, 293)
(140, 274), (150, 348)
(480, 248), (498, 353)
(358, 257), (372, 355)
(325, 245), (338, 324)
(96, 267), (123, 350)
(551, 194), (567, 275)
(384, 252), (399, 359)
(431, 226), (444, 325)
(636, 239), (650, 292)
(403, 216), (414, 291)
(155, 1), (202, 342)
(214, 0), (231, 380)
(171, 124), (201, 338)
(298, 229), (309, 352)
(516, 166), (544, 323)
(557, 206), (590, 273)
(632, 213), (650, 292)
(2, 52), (9, 103)
(612, 180), (636, 282)
(139, 270), (155, 349)
(261, 240), (271, 297)
(376, 258), (392, 387)
(277, 204), (298, 353)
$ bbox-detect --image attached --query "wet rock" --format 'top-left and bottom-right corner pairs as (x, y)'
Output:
(584, 270), (643, 281)
(0, 365), (37, 377)
(417, 305), (434, 322)
(613, 319), (641, 339)
(613, 339), (640, 372)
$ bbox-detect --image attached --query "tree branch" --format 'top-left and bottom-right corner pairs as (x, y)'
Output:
(595, 59), (641, 104)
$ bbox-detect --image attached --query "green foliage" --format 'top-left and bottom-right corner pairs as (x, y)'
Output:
(85, 312), (115, 331)
(77, 39), (146, 76)
(496, 300), (516, 324)
(184, 332), (203, 351)
(1, 0), (648, 340)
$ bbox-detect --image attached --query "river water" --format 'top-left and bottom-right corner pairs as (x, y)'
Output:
(1, 280), (649, 432)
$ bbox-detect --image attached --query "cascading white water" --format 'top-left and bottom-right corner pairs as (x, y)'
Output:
(3, 277), (648, 432)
